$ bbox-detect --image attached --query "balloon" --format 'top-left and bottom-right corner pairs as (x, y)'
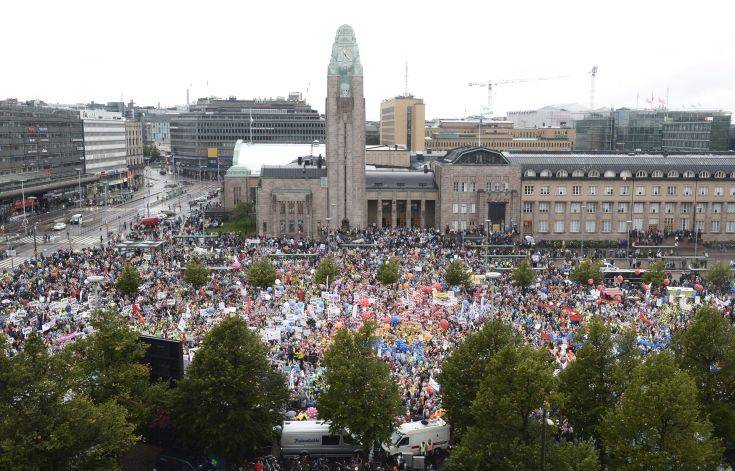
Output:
(597, 284), (605, 292)
(390, 315), (401, 326)
(634, 269), (641, 276)
(402, 282), (409, 289)
(662, 278), (670, 286)
(614, 294), (622, 302)
(587, 278), (594, 285)
(616, 275), (623, 284)
(694, 283), (704, 292)
(641, 283), (649, 291)
(231, 261), (241, 269)
(383, 316), (391, 324)
(361, 311), (372, 321)
(334, 321), (343, 329)
(359, 297), (369, 307)
(407, 272), (414, 280)
(439, 319), (450, 330)
(433, 282), (441, 290)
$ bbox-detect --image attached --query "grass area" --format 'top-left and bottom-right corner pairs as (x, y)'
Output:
(205, 217), (256, 235)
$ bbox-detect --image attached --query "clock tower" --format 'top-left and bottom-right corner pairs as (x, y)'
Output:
(326, 24), (366, 230)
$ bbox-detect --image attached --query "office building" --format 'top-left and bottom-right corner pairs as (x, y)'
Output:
(171, 93), (324, 179)
(80, 109), (128, 193)
(125, 120), (144, 188)
(507, 104), (586, 129)
(425, 119), (574, 152)
(574, 109), (732, 152)
(0, 102), (97, 213)
(380, 96), (425, 151)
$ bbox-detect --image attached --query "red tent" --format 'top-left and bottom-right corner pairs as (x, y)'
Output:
(140, 217), (160, 227)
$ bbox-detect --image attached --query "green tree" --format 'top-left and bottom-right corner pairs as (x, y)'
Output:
(314, 255), (340, 286)
(557, 318), (642, 451)
(438, 319), (520, 439)
(246, 258), (277, 289)
(447, 343), (555, 470)
(143, 144), (161, 159)
(231, 201), (255, 221)
(600, 351), (723, 469)
(642, 259), (668, 287)
(510, 260), (535, 288)
(0, 334), (137, 470)
(705, 261), (733, 293)
(672, 306), (735, 462)
(71, 308), (155, 430)
(570, 258), (603, 285)
(319, 322), (401, 452)
(170, 316), (288, 465)
(184, 260), (210, 289)
(445, 259), (470, 287)
(548, 440), (601, 471)
(116, 262), (142, 295)
(376, 257), (400, 285)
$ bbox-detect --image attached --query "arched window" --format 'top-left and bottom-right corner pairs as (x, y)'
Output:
(699, 171), (710, 179)
(667, 170), (679, 178)
(635, 170), (648, 178)
(525, 169), (537, 178)
(651, 170), (663, 178)
(556, 170), (568, 178)
(620, 170), (632, 180)
(603, 170), (616, 178)
(683, 170), (695, 178)
(588, 169), (600, 178)
(572, 169), (585, 178)
(714, 170), (726, 179)
(540, 169), (552, 178)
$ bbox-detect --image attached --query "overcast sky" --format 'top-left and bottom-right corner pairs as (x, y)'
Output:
(3, 0), (733, 121)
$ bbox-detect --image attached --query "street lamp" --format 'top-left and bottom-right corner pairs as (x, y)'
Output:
(580, 203), (586, 259)
(626, 220), (633, 264)
(485, 218), (491, 271)
(75, 168), (83, 208)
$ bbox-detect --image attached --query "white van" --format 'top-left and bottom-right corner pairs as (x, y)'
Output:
(278, 420), (362, 458)
(382, 419), (450, 458)
(69, 214), (83, 225)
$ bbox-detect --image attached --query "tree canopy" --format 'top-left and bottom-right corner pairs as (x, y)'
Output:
(247, 258), (277, 289)
(376, 257), (400, 285)
(115, 262), (142, 295)
(318, 322), (401, 452)
(510, 260), (535, 288)
(705, 261), (732, 293)
(445, 259), (470, 287)
(600, 351), (723, 468)
(315, 255), (340, 286)
(642, 259), (668, 287)
(184, 260), (210, 289)
(569, 258), (603, 285)
(170, 315), (288, 465)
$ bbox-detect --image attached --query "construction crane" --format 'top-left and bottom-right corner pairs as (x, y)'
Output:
(589, 66), (599, 110)
(467, 75), (569, 117)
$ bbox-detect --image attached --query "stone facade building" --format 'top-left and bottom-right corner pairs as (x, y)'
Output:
(125, 120), (144, 188)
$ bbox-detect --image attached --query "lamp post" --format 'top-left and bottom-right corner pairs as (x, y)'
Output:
(18, 179), (27, 230)
(580, 203), (586, 258)
(626, 220), (633, 265)
(32, 222), (38, 259)
(485, 218), (491, 271)
(75, 168), (83, 208)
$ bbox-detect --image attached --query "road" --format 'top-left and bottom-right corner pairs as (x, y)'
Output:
(0, 167), (219, 270)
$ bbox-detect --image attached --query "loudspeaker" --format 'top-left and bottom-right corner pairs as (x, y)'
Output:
(140, 335), (184, 382)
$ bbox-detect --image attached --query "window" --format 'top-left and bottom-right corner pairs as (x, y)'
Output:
(681, 218), (690, 230)
(699, 186), (708, 196)
(470, 203), (476, 213)
(696, 220), (705, 231)
(322, 435), (341, 446)
(727, 221), (735, 233)
(696, 203), (705, 214)
(635, 186), (645, 196)
(461, 203), (468, 213)
(555, 203), (565, 213)
(620, 186), (630, 195)
(572, 185), (581, 195)
(554, 221), (564, 233)
(635, 170), (647, 178)
(682, 203), (691, 214)
(714, 171), (726, 179)
(556, 170), (568, 178)
(620, 170), (632, 180)
(668, 170), (679, 178)
(604, 170), (616, 178)
(452, 204), (459, 214)
(652, 186), (660, 195)
(727, 203), (735, 214)
(538, 220), (549, 233)
(715, 187), (724, 196)
(538, 202), (549, 213)
(617, 202), (629, 213)
(540, 186), (549, 195)
(540, 169), (552, 178)
(587, 203), (596, 213)
(667, 185), (677, 196)
(602, 202), (612, 213)
(664, 217), (674, 230)
(557, 186), (566, 195)
(650, 203), (660, 214)
(524, 185), (534, 195)
(731, 187), (735, 196)
(648, 218), (659, 228)
(651, 170), (663, 178)
(570, 203), (581, 213)
(602, 220), (611, 233)
(466, 182), (475, 192)
(683, 186), (692, 196)
(683, 170), (695, 178)
(604, 186), (613, 195)
(618, 221), (628, 233)
(453, 181), (459, 192)
(699, 171), (710, 179)
(525, 169), (537, 177)
(713, 203), (721, 214)
(585, 220), (596, 233)
(588, 185), (597, 195)
(570, 220), (580, 233)
(523, 202), (533, 213)
(572, 169), (584, 178)
(588, 170), (600, 178)
(633, 203), (644, 214)
(633, 218), (643, 230)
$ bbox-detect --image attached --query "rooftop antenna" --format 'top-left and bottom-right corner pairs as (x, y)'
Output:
(589, 66), (598, 110)
(404, 60), (409, 96)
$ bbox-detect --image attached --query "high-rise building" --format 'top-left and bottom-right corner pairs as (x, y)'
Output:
(125, 120), (144, 187)
(380, 96), (425, 152)
(0, 102), (95, 212)
(326, 24), (366, 229)
(80, 109), (128, 194)
(574, 109), (732, 152)
(170, 94), (324, 179)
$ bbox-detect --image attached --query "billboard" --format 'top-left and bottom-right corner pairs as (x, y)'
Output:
(207, 147), (218, 158)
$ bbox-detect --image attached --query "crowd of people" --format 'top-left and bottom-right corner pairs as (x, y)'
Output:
(2, 203), (734, 431)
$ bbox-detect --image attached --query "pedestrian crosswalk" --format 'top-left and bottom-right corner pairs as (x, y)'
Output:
(13, 234), (108, 248)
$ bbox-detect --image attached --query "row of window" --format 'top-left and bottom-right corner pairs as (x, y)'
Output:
(523, 201), (735, 214)
(524, 169), (734, 179)
(452, 179), (511, 193)
(524, 184), (735, 197)
(535, 219), (735, 234)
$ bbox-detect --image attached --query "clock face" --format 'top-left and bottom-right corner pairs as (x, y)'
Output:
(338, 47), (352, 63)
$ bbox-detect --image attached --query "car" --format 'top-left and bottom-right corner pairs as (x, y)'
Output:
(159, 169), (167, 175)
(194, 196), (208, 203)
(53, 222), (67, 231)
(155, 213), (168, 220)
